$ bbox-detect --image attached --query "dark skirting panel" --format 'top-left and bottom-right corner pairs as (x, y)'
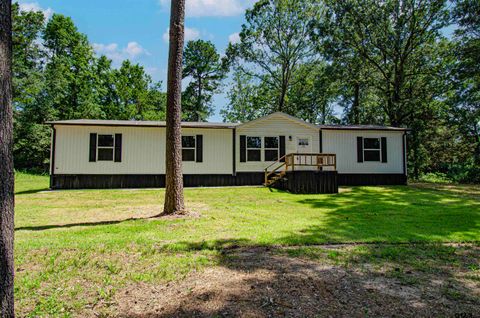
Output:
(273, 171), (338, 194)
(51, 172), (406, 190)
(337, 173), (407, 186)
(51, 172), (265, 190)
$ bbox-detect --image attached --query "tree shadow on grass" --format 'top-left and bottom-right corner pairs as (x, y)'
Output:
(14, 216), (157, 231)
(15, 188), (50, 195)
(116, 241), (480, 318)
(115, 185), (480, 317)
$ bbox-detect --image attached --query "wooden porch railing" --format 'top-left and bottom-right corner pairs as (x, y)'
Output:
(264, 153), (337, 186)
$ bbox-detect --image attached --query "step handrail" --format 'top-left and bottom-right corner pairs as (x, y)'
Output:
(264, 153), (337, 186)
(264, 154), (290, 185)
(264, 154), (288, 172)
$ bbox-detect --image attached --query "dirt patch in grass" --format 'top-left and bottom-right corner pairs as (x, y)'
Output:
(114, 245), (480, 318)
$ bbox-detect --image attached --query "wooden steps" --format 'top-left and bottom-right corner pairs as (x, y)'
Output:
(264, 153), (337, 188)
(264, 170), (286, 187)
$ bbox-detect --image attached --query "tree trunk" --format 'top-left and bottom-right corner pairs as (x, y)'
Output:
(163, 0), (185, 215)
(196, 77), (202, 122)
(0, 0), (15, 316)
(352, 82), (360, 124)
(278, 63), (288, 112)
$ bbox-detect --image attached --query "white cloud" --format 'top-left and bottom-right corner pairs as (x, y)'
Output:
(163, 27), (201, 43)
(19, 2), (54, 19)
(93, 41), (150, 65)
(124, 42), (150, 58)
(159, 0), (255, 17)
(228, 32), (241, 44)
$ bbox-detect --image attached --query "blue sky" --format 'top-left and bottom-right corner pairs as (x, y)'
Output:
(17, 0), (256, 121)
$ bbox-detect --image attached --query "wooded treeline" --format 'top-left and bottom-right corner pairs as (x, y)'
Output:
(12, 0), (479, 183)
(12, 3), (166, 170)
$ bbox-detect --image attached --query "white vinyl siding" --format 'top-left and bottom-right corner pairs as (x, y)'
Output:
(322, 130), (404, 174)
(53, 126), (233, 175)
(236, 113), (319, 172)
(52, 114), (406, 177)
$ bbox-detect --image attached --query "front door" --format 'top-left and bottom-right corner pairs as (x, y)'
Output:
(295, 136), (312, 169)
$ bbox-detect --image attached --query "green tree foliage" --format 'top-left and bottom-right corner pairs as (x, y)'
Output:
(435, 0), (480, 183)
(43, 14), (101, 119)
(112, 60), (165, 120)
(94, 57), (166, 121)
(221, 70), (275, 123)
(223, 0), (478, 182)
(288, 62), (339, 124)
(182, 40), (226, 121)
(12, 5), (166, 169)
(225, 0), (325, 116)
(450, 0), (480, 166)
(312, 4), (377, 125)
(321, 0), (452, 178)
(325, 0), (449, 127)
(12, 3), (50, 169)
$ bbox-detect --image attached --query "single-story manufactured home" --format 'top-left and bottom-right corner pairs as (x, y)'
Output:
(47, 112), (408, 190)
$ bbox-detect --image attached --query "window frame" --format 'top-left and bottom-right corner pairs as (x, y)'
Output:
(363, 137), (381, 162)
(182, 135), (196, 162)
(297, 137), (310, 147)
(97, 134), (115, 161)
(246, 136), (262, 162)
(264, 136), (280, 162)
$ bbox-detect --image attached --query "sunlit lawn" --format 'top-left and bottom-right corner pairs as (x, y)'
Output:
(14, 172), (480, 316)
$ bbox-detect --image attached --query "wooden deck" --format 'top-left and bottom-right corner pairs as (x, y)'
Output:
(264, 153), (338, 194)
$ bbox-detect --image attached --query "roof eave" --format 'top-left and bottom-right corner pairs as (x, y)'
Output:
(45, 121), (237, 129)
(319, 127), (411, 132)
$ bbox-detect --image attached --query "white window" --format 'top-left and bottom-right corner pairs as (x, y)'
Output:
(298, 138), (309, 146)
(247, 136), (262, 161)
(364, 138), (381, 162)
(264, 136), (279, 161)
(97, 134), (115, 161)
(182, 136), (196, 162)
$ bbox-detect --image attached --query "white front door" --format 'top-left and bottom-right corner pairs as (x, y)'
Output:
(295, 136), (313, 169)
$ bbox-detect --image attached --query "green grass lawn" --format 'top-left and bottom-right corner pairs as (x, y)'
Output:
(13, 172), (480, 316)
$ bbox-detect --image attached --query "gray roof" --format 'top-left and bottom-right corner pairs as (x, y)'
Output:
(47, 117), (409, 131)
(318, 124), (409, 131)
(46, 119), (239, 129)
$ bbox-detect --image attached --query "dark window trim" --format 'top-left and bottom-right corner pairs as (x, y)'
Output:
(319, 130), (323, 153)
(279, 135), (286, 162)
(381, 137), (387, 163)
(89, 133), (97, 162)
(114, 134), (122, 162)
(240, 135), (246, 163)
(195, 134), (203, 163)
